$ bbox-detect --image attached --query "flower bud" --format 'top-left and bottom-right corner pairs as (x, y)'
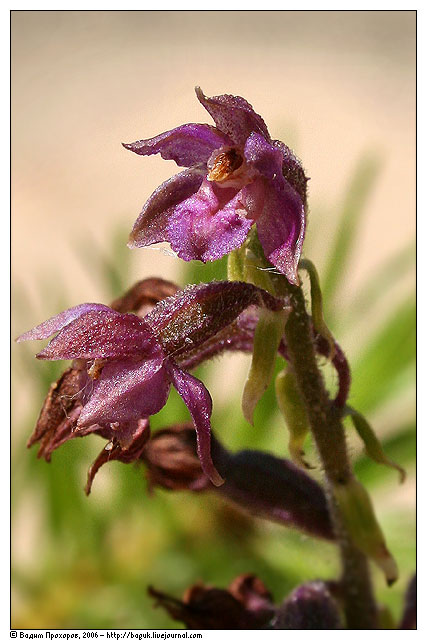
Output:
(143, 424), (334, 540)
(148, 573), (275, 629)
(274, 581), (343, 629)
(141, 424), (210, 491)
(110, 277), (180, 317)
(400, 574), (416, 629)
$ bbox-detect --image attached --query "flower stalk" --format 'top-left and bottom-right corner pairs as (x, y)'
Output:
(275, 274), (378, 629)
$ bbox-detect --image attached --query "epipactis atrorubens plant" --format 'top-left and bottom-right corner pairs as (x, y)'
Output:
(18, 88), (414, 630)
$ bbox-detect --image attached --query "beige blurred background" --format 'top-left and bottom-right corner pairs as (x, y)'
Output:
(12, 10), (415, 315)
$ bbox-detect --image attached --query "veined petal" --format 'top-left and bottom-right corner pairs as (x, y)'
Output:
(16, 303), (111, 342)
(257, 180), (305, 285)
(78, 357), (170, 426)
(244, 132), (284, 181)
(196, 87), (270, 146)
(167, 363), (223, 486)
(167, 178), (252, 263)
(123, 123), (232, 167)
(146, 280), (284, 356)
(128, 168), (205, 248)
(36, 309), (156, 361)
(272, 139), (308, 206)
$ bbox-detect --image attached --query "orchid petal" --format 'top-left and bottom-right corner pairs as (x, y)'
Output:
(196, 87), (270, 146)
(167, 178), (252, 263)
(167, 363), (223, 486)
(272, 139), (308, 205)
(77, 357), (170, 426)
(123, 123), (231, 167)
(17, 303), (111, 342)
(257, 180), (305, 285)
(37, 309), (156, 361)
(146, 280), (284, 357)
(85, 418), (150, 495)
(128, 168), (205, 248)
(244, 132), (284, 181)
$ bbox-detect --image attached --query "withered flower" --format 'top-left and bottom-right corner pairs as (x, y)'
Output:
(148, 573), (276, 630)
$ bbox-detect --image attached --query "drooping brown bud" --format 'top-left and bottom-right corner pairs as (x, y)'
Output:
(141, 424), (210, 491)
(110, 277), (180, 317)
(142, 424), (334, 540)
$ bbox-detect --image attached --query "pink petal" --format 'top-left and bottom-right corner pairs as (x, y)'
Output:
(167, 178), (253, 263)
(78, 357), (170, 426)
(16, 303), (111, 342)
(146, 280), (284, 358)
(244, 132), (284, 181)
(37, 310), (157, 361)
(196, 87), (271, 146)
(128, 168), (205, 248)
(167, 363), (223, 486)
(123, 123), (231, 168)
(257, 180), (305, 286)
(272, 139), (308, 206)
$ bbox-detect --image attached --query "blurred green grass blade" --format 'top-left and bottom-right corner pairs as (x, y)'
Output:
(341, 242), (415, 326)
(322, 154), (381, 310)
(350, 296), (415, 413)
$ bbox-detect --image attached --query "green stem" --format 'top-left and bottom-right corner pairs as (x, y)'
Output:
(276, 277), (377, 629)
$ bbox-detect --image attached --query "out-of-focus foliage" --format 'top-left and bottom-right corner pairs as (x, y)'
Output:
(12, 157), (415, 629)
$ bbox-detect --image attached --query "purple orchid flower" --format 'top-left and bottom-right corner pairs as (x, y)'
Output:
(124, 88), (308, 285)
(18, 281), (284, 486)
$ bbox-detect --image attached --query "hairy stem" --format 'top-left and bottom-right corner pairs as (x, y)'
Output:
(276, 277), (377, 629)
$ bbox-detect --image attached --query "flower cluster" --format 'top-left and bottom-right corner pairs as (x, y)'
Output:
(16, 88), (410, 630)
